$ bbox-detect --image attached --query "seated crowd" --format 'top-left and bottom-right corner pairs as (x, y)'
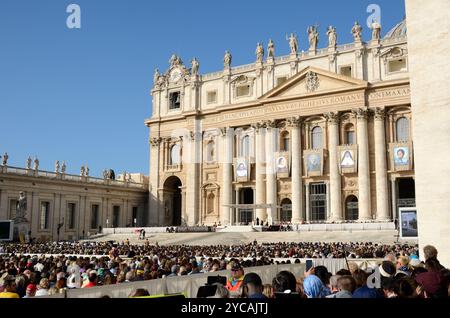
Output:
(1, 241), (443, 299)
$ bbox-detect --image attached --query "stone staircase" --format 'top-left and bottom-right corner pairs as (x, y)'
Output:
(216, 225), (256, 233)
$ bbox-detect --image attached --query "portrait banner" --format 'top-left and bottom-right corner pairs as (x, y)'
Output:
(390, 142), (413, 171)
(337, 145), (358, 174)
(303, 149), (324, 177)
(234, 157), (249, 182)
(276, 152), (290, 178)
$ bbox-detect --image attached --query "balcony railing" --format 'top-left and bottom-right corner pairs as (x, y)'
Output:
(0, 165), (145, 189)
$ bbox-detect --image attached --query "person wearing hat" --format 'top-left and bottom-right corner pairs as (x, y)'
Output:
(23, 284), (37, 298)
(0, 275), (20, 298)
(241, 273), (265, 298)
(226, 263), (244, 293)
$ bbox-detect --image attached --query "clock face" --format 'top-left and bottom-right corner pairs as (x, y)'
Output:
(169, 68), (182, 83)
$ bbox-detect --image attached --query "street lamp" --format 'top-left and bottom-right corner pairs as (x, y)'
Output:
(106, 219), (109, 228)
(133, 218), (137, 227)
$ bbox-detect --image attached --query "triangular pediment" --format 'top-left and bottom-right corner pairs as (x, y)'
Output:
(260, 66), (368, 100)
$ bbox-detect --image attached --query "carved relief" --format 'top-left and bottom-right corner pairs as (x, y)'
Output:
(305, 71), (320, 92)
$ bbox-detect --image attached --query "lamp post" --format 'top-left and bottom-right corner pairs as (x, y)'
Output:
(133, 218), (137, 227)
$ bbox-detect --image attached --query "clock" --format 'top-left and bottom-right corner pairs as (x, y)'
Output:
(169, 68), (183, 83)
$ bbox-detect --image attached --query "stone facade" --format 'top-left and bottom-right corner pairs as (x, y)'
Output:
(146, 21), (416, 227)
(406, 0), (450, 266)
(0, 166), (148, 241)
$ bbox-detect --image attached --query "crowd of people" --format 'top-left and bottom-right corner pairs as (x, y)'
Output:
(0, 240), (419, 259)
(0, 240), (437, 298)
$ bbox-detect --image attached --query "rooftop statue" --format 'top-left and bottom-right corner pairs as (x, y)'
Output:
(307, 25), (319, 51)
(267, 39), (275, 59)
(224, 50), (232, 69)
(352, 21), (363, 42)
(255, 42), (264, 63)
(327, 25), (337, 47)
(287, 33), (298, 55)
(191, 57), (200, 76)
(371, 19), (381, 41)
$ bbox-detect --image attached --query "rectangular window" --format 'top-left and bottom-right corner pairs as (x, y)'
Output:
(9, 199), (18, 219)
(91, 204), (99, 229)
(169, 91), (181, 109)
(310, 183), (327, 221)
(113, 206), (120, 228)
(236, 85), (250, 97)
(388, 59), (407, 73)
(40, 201), (50, 230)
(340, 66), (352, 77)
(276, 76), (288, 86)
(68, 203), (76, 230)
(206, 91), (217, 104)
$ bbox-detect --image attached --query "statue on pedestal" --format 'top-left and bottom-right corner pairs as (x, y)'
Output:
(371, 19), (381, 41)
(307, 25), (319, 52)
(267, 39), (275, 59)
(2, 152), (8, 166)
(352, 21), (363, 43)
(61, 161), (66, 174)
(85, 166), (89, 177)
(153, 68), (160, 84)
(255, 43), (264, 63)
(33, 157), (39, 171)
(191, 58), (199, 76)
(55, 160), (60, 173)
(80, 166), (85, 176)
(26, 157), (32, 170)
(287, 33), (298, 55)
(327, 25), (337, 47)
(223, 50), (232, 69)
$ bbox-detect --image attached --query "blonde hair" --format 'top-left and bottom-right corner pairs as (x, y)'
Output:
(263, 284), (274, 298)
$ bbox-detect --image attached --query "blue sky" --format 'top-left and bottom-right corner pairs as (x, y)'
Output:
(0, 0), (405, 176)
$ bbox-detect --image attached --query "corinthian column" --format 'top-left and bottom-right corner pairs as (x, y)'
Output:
(353, 107), (372, 221)
(287, 117), (303, 223)
(325, 112), (343, 221)
(221, 127), (233, 225)
(265, 120), (278, 225)
(252, 122), (267, 223)
(374, 108), (390, 221)
(149, 136), (162, 226)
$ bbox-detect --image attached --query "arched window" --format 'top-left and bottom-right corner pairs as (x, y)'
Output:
(344, 123), (355, 145)
(241, 135), (250, 157)
(281, 131), (290, 151)
(170, 144), (180, 165)
(396, 117), (409, 142)
(311, 126), (323, 149)
(207, 193), (215, 214)
(206, 141), (215, 162)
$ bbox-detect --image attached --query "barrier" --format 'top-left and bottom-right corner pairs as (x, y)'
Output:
(43, 263), (306, 298)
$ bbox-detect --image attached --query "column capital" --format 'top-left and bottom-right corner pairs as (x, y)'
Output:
(262, 120), (278, 129)
(251, 122), (266, 132)
(219, 127), (230, 136)
(373, 107), (386, 120)
(150, 137), (162, 147)
(352, 107), (371, 120)
(324, 112), (340, 124)
(286, 116), (303, 128)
